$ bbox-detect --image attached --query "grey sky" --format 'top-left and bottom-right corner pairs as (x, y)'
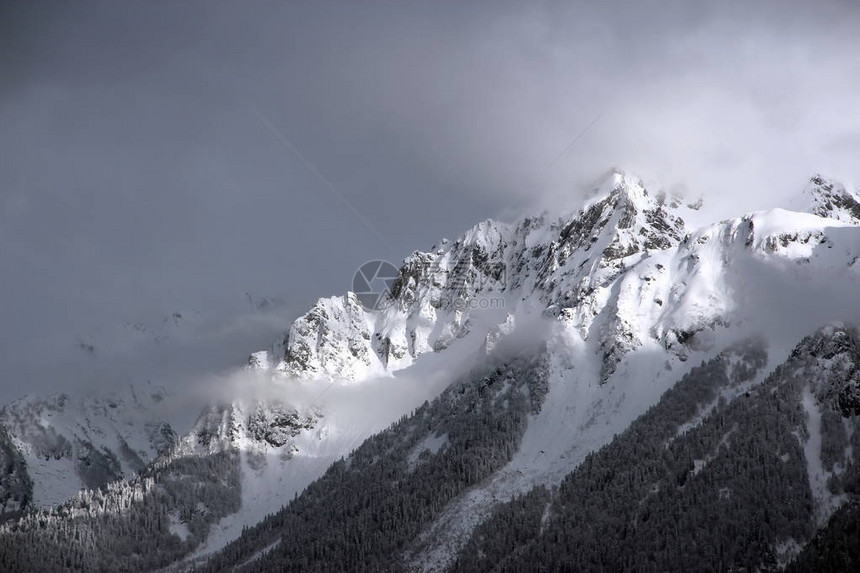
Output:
(1, 0), (859, 405)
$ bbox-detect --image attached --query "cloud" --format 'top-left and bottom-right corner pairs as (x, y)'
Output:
(170, 316), (507, 433)
(731, 226), (860, 352)
(350, 0), (860, 219)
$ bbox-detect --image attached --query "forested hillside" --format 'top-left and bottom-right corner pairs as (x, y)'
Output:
(0, 450), (240, 572)
(198, 352), (550, 572)
(453, 326), (860, 572)
(194, 326), (860, 573)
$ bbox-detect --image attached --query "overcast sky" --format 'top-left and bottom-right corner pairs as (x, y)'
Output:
(1, 0), (859, 404)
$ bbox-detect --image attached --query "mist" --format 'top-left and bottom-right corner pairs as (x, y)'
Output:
(732, 225), (860, 354)
(170, 313), (536, 432)
(1, 0), (859, 405)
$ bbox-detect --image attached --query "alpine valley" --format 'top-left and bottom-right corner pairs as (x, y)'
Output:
(1, 171), (859, 572)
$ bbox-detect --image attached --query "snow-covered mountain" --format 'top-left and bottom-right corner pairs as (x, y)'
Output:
(1, 170), (859, 572)
(255, 171), (859, 388)
(258, 172), (703, 382)
(0, 384), (175, 515)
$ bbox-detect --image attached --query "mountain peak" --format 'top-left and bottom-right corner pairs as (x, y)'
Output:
(559, 172), (689, 269)
(795, 174), (860, 225)
(581, 170), (646, 210)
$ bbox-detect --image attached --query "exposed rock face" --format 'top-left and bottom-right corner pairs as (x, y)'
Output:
(247, 404), (317, 448)
(794, 324), (860, 417)
(802, 175), (860, 226)
(174, 398), (320, 463)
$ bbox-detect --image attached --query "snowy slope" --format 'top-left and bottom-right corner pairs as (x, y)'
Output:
(180, 328), (494, 561)
(0, 384), (175, 509)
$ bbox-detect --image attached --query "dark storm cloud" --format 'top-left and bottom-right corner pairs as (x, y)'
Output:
(1, 0), (858, 405)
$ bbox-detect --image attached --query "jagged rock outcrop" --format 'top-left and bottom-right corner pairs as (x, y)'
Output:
(799, 175), (860, 226)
